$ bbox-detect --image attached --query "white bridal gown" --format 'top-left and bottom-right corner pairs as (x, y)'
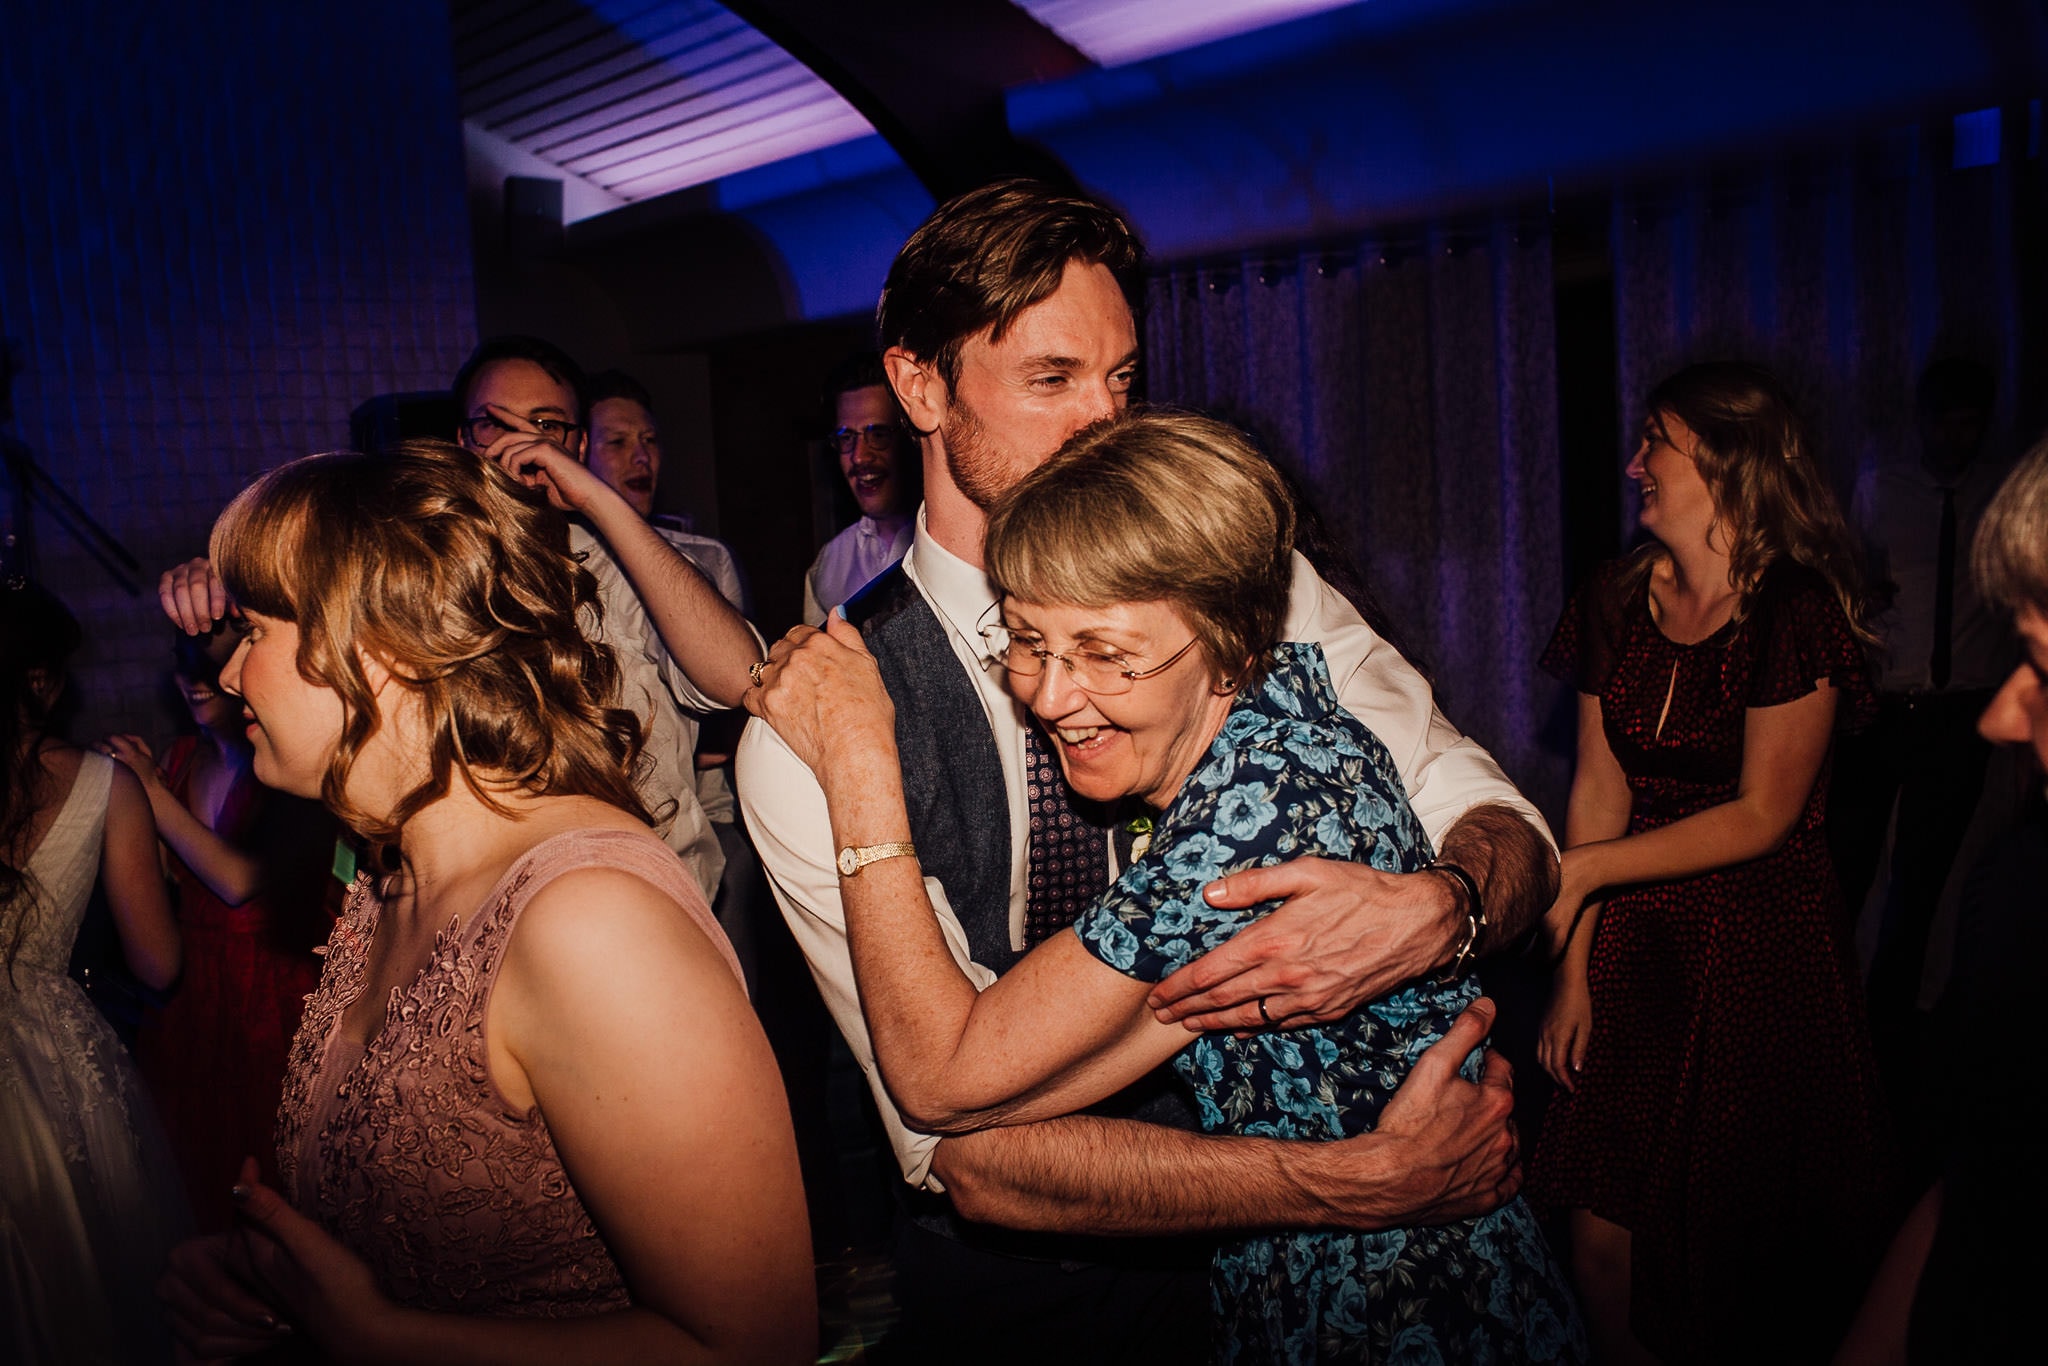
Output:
(1, 752), (188, 1364)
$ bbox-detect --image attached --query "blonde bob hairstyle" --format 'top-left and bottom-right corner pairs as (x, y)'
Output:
(984, 410), (1297, 688)
(210, 440), (648, 842)
(1972, 433), (2048, 617)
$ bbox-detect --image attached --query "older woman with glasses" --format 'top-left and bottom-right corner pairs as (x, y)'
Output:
(751, 409), (1583, 1364)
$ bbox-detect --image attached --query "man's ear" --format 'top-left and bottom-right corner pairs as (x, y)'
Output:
(884, 347), (946, 435)
(571, 425), (589, 466)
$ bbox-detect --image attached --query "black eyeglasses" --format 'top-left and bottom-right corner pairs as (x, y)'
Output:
(459, 412), (582, 449)
(830, 423), (904, 456)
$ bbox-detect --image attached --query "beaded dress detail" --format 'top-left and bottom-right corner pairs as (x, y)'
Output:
(276, 827), (741, 1315)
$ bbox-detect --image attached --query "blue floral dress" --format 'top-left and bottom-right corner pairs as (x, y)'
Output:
(1074, 644), (1585, 1365)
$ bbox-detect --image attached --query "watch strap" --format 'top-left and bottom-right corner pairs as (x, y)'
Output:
(837, 840), (918, 877)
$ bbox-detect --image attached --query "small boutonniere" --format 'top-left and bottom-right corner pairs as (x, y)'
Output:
(1125, 815), (1154, 863)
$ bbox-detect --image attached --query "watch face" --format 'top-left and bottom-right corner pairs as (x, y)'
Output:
(838, 847), (859, 877)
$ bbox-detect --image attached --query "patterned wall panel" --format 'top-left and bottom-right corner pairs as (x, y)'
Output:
(3, 1), (477, 742)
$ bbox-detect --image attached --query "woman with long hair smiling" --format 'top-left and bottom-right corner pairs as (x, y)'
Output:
(1529, 364), (1894, 1363)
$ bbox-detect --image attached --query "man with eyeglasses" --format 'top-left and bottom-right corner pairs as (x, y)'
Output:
(160, 335), (763, 902)
(451, 337), (764, 901)
(802, 352), (918, 624)
(738, 182), (1556, 1362)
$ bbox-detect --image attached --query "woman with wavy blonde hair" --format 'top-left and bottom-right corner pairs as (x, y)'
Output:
(158, 441), (813, 1365)
(1530, 363), (1892, 1363)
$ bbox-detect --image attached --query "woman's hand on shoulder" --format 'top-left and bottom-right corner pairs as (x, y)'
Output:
(744, 613), (898, 783)
(99, 733), (168, 797)
(493, 866), (816, 1364)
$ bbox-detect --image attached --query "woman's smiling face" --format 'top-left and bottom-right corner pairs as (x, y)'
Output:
(998, 597), (1239, 811)
(175, 667), (241, 733)
(1628, 409), (1721, 550)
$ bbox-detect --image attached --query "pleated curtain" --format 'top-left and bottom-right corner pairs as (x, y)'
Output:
(1143, 220), (1571, 823)
(1613, 114), (2047, 522)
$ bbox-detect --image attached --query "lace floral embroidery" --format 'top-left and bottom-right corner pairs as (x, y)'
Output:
(276, 869), (628, 1316)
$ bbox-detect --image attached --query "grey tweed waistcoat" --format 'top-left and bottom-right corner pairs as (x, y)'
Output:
(844, 565), (1025, 977)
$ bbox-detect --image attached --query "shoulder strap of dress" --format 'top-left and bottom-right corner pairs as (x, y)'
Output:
(483, 828), (744, 990)
(61, 751), (114, 841)
(24, 750), (114, 876)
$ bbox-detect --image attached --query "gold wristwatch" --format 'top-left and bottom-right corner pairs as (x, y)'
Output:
(836, 841), (917, 877)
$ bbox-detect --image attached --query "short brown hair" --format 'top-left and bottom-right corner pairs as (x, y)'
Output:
(878, 178), (1143, 389)
(1973, 433), (2048, 616)
(984, 410), (1296, 686)
(211, 441), (648, 841)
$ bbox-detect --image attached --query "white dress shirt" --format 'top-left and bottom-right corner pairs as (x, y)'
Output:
(736, 510), (1554, 1187)
(802, 514), (916, 625)
(575, 522), (761, 897)
(655, 526), (750, 827)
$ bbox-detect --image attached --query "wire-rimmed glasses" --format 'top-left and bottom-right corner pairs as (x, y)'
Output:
(976, 617), (1201, 696)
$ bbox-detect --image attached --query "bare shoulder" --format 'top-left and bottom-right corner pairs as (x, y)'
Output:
(507, 860), (738, 1000)
(104, 754), (146, 800)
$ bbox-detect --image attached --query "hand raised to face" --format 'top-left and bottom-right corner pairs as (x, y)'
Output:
(472, 403), (612, 516)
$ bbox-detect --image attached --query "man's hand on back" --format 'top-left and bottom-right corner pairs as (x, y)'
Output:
(1340, 996), (1521, 1225)
(927, 996), (1521, 1234)
(1149, 803), (1557, 1032)
(1147, 859), (1462, 1032)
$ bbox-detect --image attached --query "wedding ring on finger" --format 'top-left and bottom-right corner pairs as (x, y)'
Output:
(748, 661), (766, 688)
(1257, 996), (1274, 1026)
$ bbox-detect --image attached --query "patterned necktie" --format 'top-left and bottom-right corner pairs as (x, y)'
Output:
(1022, 721), (1111, 947)
(1932, 485), (1957, 690)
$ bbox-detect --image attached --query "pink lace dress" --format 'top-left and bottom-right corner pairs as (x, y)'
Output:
(276, 827), (742, 1315)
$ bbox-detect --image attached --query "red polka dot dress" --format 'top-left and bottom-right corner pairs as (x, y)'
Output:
(1527, 556), (1896, 1364)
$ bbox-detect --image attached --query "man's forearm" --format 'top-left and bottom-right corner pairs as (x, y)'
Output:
(584, 500), (762, 706)
(930, 1115), (1413, 1237)
(1434, 801), (1559, 951)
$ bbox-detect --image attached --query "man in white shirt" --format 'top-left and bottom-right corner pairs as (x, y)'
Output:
(160, 338), (764, 902)
(738, 180), (1557, 1361)
(801, 353), (917, 624)
(449, 339), (766, 900)
(584, 365), (762, 990)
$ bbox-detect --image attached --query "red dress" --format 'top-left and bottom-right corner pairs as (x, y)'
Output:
(135, 737), (330, 1231)
(1527, 557), (1896, 1364)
